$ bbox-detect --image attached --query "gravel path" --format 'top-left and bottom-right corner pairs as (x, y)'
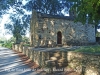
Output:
(0, 47), (80, 75)
(0, 47), (40, 75)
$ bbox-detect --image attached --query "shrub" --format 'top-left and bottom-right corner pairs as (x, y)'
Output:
(2, 42), (12, 49)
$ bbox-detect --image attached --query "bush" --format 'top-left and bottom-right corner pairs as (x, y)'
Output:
(2, 42), (12, 49)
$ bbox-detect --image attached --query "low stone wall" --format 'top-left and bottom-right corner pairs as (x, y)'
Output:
(67, 52), (100, 75)
(12, 44), (100, 75)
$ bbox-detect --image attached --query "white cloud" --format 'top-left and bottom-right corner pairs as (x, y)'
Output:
(0, 14), (9, 34)
(97, 29), (100, 32)
(0, 0), (30, 40)
(61, 9), (69, 16)
(22, 0), (29, 5)
(0, 14), (13, 39)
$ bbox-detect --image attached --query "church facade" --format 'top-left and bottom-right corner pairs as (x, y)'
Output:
(30, 10), (96, 47)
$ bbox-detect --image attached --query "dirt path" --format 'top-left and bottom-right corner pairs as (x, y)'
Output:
(0, 47), (40, 75)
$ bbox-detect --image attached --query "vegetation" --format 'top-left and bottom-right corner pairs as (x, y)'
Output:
(25, 0), (73, 15)
(2, 41), (12, 49)
(0, 40), (4, 46)
(69, 0), (100, 25)
(0, 36), (29, 49)
(4, 1), (30, 44)
(1, 0), (100, 44)
(74, 45), (100, 53)
(0, 0), (15, 16)
(96, 32), (100, 37)
(0, 0), (73, 15)
(0, 38), (13, 49)
(0, 37), (6, 46)
(0, 0), (73, 44)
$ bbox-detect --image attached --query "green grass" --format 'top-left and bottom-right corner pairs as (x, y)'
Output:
(74, 45), (100, 53)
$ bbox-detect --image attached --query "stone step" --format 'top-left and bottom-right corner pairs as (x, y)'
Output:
(50, 57), (57, 61)
(49, 52), (61, 57)
(58, 58), (65, 63)
(45, 59), (68, 69)
(53, 52), (61, 57)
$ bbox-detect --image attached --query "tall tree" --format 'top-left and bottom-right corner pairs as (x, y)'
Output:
(1, 0), (73, 44)
(69, 0), (100, 25)
(24, 0), (73, 15)
(0, 0), (17, 15)
(4, 1), (30, 43)
(5, 14), (30, 43)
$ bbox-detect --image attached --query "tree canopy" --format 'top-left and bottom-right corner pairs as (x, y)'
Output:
(1, 0), (30, 43)
(4, 2), (30, 43)
(69, 0), (100, 25)
(1, 0), (100, 44)
(0, 0), (17, 15)
(24, 0), (73, 15)
(0, 0), (73, 43)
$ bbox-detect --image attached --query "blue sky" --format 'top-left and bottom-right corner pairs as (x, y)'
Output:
(0, 2), (69, 40)
(0, 0), (29, 40)
(0, 13), (30, 40)
(97, 24), (100, 32)
(3, 0), (100, 40)
(0, 14), (12, 40)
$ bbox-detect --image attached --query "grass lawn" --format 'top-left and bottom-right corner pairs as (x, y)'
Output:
(74, 45), (100, 53)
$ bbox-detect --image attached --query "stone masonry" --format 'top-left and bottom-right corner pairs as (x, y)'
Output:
(13, 44), (100, 75)
(30, 10), (96, 47)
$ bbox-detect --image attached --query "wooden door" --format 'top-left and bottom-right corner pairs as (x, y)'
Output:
(57, 31), (62, 44)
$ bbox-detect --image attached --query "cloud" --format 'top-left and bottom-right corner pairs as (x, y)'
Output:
(97, 29), (100, 32)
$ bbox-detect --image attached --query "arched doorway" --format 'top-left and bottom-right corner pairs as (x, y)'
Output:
(57, 31), (62, 44)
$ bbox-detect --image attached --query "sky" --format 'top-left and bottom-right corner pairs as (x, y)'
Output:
(0, 12), (69, 40)
(97, 24), (100, 32)
(1, 0), (99, 40)
(0, 0), (29, 40)
(0, 14), (12, 40)
(0, 14), (30, 40)
(0, 0), (69, 40)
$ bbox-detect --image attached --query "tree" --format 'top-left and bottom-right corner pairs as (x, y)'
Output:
(0, 0), (17, 16)
(69, 0), (100, 25)
(24, 0), (73, 15)
(1, 0), (73, 44)
(4, 1), (30, 44)
(22, 36), (29, 43)
(9, 37), (16, 43)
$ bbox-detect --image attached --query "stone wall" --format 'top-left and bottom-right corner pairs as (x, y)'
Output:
(30, 10), (96, 47)
(67, 52), (100, 75)
(13, 44), (100, 75)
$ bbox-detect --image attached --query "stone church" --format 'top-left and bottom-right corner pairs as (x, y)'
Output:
(30, 10), (96, 47)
